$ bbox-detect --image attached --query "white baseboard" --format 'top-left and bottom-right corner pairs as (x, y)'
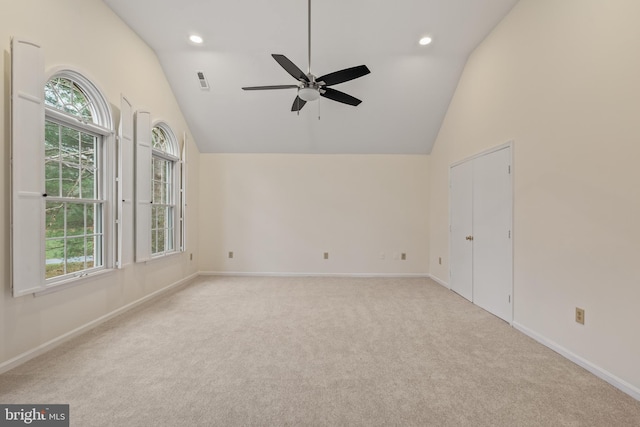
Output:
(428, 274), (449, 289)
(513, 322), (640, 402)
(199, 271), (430, 278)
(0, 272), (199, 375)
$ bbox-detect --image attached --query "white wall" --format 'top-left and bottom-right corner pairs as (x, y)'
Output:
(199, 154), (429, 275)
(429, 0), (640, 395)
(1, 0), (200, 368)
(5, 0), (638, 402)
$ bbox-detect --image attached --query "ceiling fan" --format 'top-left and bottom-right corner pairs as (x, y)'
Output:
(242, 0), (371, 112)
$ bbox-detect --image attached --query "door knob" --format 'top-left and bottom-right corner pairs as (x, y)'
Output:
(465, 235), (474, 241)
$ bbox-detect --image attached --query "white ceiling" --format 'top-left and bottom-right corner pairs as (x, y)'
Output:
(103, 0), (519, 154)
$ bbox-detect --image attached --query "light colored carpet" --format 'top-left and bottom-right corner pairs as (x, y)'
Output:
(1, 276), (639, 426)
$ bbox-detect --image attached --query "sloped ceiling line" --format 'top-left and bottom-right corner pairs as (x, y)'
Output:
(103, 0), (519, 154)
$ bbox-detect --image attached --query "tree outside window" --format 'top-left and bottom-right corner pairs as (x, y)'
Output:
(151, 125), (179, 256)
(44, 77), (104, 280)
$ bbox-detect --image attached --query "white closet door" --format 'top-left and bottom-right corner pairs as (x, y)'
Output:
(473, 147), (512, 322)
(450, 145), (513, 322)
(450, 161), (474, 301)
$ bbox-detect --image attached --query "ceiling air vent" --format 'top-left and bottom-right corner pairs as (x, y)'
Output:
(196, 71), (210, 90)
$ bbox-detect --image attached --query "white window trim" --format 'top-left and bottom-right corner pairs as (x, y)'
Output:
(180, 132), (187, 252)
(41, 69), (116, 291)
(11, 37), (46, 296)
(45, 66), (113, 129)
(35, 268), (116, 296)
(150, 121), (180, 258)
(10, 38), (121, 296)
(135, 111), (152, 263)
(117, 95), (135, 268)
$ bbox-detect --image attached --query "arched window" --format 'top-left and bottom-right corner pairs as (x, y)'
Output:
(43, 71), (112, 282)
(151, 123), (179, 256)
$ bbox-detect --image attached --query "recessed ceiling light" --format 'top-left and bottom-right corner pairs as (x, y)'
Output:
(189, 35), (203, 44)
(419, 36), (433, 46)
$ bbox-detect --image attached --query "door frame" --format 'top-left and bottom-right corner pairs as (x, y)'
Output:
(448, 140), (515, 323)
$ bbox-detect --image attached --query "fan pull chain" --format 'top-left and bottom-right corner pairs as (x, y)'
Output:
(318, 98), (321, 120)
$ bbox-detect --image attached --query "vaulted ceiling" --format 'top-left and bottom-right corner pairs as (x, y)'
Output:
(103, 0), (519, 154)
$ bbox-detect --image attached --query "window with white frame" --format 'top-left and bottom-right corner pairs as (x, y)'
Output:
(151, 124), (179, 256)
(43, 74), (112, 282)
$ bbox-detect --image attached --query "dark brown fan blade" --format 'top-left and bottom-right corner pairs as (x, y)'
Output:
(242, 85), (299, 90)
(291, 96), (307, 112)
(272, 54), (309, 82)
(317, 65), (370, 86)
(320, 87), (362, 106)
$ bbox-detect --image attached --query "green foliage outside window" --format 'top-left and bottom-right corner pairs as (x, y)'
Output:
(44, 77), (102, 279)
(45, 77), (94, 121)
(151, 126), (175, 255)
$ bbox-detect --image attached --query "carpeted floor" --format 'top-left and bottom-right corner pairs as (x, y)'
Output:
(1, 276), (639, 426)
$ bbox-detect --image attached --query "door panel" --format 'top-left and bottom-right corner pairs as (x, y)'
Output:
(449, 146), (513, 322)
(450, 161), (473, 301)
(472, 147), (512, 322)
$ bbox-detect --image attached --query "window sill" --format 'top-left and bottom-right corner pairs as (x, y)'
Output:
(35, 268), (116, 297)
(147, 250), (182, 263)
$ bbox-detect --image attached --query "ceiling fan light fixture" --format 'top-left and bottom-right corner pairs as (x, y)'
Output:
(299, 87), (320, 102)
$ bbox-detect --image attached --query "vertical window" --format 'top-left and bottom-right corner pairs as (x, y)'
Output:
(151, 124), (179, 256)
(44, 75), (111, 282)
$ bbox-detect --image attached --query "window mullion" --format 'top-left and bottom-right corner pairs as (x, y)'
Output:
(45, 106), (113, 136)
(77, 130), (82, 199)
(152, 149), (179, 162)
(57, 123), (62, 198)
(63, 203), (68, 276)
(46, 197), (105, 204)
(84, 204), (88, 271)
